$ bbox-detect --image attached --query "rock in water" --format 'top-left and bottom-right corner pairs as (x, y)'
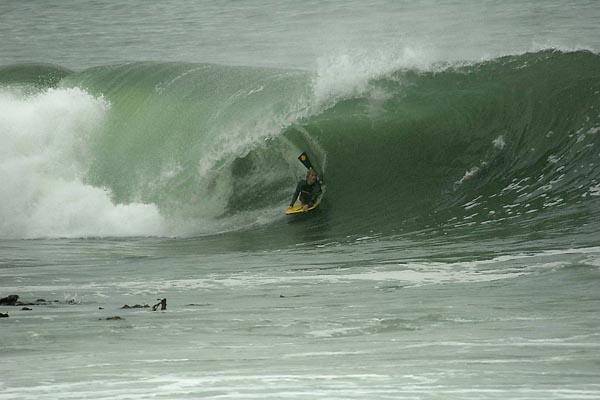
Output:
(0, 295), (19, 305)
(121, 304), (150, 309)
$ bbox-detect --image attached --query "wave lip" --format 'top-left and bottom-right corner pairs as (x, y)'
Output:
(0, 63), (72, 89)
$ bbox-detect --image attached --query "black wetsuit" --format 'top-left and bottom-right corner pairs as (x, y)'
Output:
(290, 179), (322, 207)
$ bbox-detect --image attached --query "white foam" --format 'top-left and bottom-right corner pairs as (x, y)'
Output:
(0, 87), (166, 238)
(589, 184), (600, 197)
(455, 166), (480, 185)
(312, 46), (435, 107)
(493, 135), (506, 150)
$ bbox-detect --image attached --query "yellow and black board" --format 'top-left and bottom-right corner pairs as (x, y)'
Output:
(285, 189), (324, 215)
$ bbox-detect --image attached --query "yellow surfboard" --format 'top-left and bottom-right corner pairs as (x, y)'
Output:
(285, 190), (324, 215)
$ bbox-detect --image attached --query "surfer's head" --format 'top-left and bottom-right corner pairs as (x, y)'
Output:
(306, 168), (318, 184)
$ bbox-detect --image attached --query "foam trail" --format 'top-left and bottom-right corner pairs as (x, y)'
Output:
(0, 87), (165, 238)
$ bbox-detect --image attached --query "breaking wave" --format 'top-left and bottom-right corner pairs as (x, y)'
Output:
(1, 50), (599, 241)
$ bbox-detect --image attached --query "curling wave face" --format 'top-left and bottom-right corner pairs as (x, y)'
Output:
(0, 50), (599, 242)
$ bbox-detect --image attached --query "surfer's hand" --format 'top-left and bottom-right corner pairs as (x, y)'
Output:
(302, 204), (309, 212)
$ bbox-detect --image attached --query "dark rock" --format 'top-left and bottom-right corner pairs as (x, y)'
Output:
(280, 295), (285, 298)
(0, 312), (8, 318)
(152, 298), (167, 311)
(121, 304), (150, 309)
(21, 307), (32, 311)
(98, 307), (104, 310)
(103, 316), (123, 320)
(0, 295), (19, 305)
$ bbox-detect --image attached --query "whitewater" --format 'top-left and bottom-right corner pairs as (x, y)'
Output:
(1, 1), (600, 399)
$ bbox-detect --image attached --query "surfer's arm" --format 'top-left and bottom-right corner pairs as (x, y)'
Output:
(290, 182), (302, 206)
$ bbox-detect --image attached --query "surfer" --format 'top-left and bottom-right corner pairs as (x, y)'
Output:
(290, 168), (322, 211)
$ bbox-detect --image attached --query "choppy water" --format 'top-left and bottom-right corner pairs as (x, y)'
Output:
(1, 1), (600, 399)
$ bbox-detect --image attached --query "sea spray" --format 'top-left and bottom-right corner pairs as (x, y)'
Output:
(0, 87), (165, 238)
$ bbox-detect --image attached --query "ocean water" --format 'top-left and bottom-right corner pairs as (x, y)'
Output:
(1, 1), (600, 399)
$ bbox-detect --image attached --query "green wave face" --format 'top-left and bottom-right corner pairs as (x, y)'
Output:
(1, 50), (599, 240)
(294, 50), (600, 237)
